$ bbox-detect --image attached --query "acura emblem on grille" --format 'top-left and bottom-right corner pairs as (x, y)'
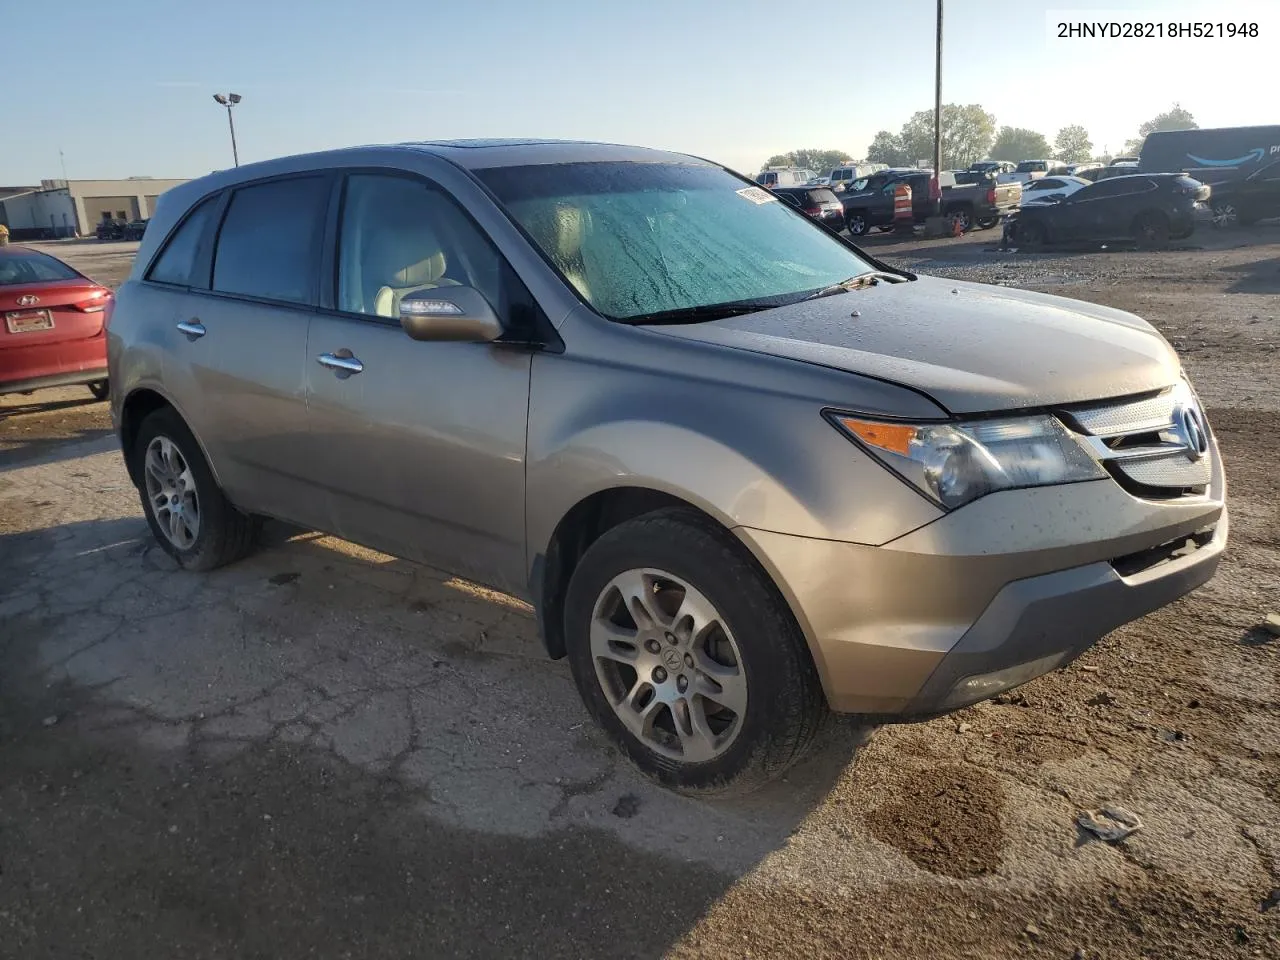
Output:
(16, 294), (39, 306)
(1175, 404), (1209, 461)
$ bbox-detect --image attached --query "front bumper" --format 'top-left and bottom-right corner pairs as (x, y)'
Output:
(736, 451), (1226, 715)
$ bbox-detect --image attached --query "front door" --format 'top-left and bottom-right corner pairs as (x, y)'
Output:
(304, 172), (532, 595)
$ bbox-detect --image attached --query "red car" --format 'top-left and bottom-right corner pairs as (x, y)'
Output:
(0, 245), (113, 399)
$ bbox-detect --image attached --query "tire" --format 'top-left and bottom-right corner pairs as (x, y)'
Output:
(949, 207), (973, 232)
(875, 225), (894, 233)
(845, 211), (870, 237)
(975, 216), (997, 230)
(563, 508), (828, 796)
(1018, 220), (1047, 248)
(87, 379), (110, 401)
(1211, 203), (1237, 229)
(131, 407), (258, 571)
(1134, 211), (1170, 249)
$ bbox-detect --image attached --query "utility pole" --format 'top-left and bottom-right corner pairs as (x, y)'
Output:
(58, 148), (69, 183)
(212, 93), (243, 167)
(933, 0), (944, 175)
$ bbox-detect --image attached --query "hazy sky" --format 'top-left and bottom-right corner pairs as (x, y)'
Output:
(4, 0), (1275, 183)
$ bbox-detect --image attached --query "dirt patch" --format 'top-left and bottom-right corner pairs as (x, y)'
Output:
(864, 764), (1004, 878)
(0, 390), (113, 468)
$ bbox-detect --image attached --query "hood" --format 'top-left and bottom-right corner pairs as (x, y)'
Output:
(646, 276), (1180, 414)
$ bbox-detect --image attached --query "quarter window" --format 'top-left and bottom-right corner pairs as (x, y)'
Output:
(336, 174), (505, 320)
(211, 177), (328, 304)
(147, 196), (217, 286)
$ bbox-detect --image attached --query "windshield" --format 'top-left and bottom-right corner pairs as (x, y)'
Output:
(1015, 161), (1046, 173)
(0, 250), (80, 285)
(478, 162), (874, 321)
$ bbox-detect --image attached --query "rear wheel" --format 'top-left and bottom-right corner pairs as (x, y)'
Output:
(975, 216), (997, 230)
(564, 509), (827, 796)
(1211, 202), (1237, 228)
(131, 407), (258, 571)
(87, 380), (109, 401)
(845, 211), (870, 237)
(1134, 211), (1170, 249)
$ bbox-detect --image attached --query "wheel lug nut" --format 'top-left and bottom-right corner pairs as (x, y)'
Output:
(645, 639), (661, 654)
(677, 675), (688, 693)
(683, 653), (694, 668)
(653, 667), (667, 683)
(664, 632), (677, 645)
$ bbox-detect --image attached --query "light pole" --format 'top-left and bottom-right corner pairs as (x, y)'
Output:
(212, 93), (242, 167)
(933, 0), (943, 176)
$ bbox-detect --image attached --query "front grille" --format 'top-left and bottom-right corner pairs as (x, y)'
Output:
(1058, 384), (1212, 498)
(1067, 390), (1179, 435)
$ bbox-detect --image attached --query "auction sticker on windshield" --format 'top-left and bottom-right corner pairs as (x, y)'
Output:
(737, 186), (776, 204)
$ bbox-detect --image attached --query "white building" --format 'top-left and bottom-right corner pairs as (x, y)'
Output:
(0, 177), (190, 239)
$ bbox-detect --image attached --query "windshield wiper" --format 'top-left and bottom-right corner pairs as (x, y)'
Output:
(802, 271), (906, 301)
(622, 300), (783, 325)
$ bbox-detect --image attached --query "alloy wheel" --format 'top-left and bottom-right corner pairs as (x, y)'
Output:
(590, 568), (747, 763)
(144, 435), (200, 549)
(1212, 204), (1237, 228)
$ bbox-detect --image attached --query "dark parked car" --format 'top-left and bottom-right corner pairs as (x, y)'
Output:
(1009, 174), (1209, 249)
(770, 186), (845, 231)
(840, 169), (939, 236)
(1199, 158), (1280, 227)
(123, 219), (150, 241)
(1139, 126), (1280, 227)
(96, 218), (128, 241)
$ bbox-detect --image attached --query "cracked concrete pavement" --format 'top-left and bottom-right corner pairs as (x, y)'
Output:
(1, 237), (1279, 959)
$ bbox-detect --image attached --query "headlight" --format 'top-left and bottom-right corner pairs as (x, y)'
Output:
(829, 412), (1105, 509)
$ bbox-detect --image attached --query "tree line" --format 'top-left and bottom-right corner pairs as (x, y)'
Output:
(762, 104), (1198, 173)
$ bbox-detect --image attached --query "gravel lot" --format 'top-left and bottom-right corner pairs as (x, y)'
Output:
(2, 229), (1278, 959)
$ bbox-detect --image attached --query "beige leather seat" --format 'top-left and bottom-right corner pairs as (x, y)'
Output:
(368, 220), (458, 318)
(550, 204), (591, 302)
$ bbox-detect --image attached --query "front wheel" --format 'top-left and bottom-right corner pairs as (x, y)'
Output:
(564, 509), (827, 796)
(949, 207), (973, 232)
(1017, 220), (1047, 248)
(131, 407), (259, 571)
(1211, 203), (1237, 228)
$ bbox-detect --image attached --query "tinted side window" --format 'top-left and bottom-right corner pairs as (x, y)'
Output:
(212, 177), (329, 304)
(147, 196), (216, 286)
(1077, 179), (1131, 199)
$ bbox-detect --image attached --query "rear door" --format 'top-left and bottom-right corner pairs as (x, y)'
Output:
(167, 174), (332, 526)
(302, 171), (533, 593)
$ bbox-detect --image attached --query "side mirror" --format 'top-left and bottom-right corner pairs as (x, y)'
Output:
(399, 286), (502, 343)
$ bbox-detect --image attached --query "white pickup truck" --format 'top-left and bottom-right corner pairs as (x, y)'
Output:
(998, 159), (1066, 185)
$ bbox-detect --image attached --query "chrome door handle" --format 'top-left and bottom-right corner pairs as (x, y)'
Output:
(316, 352), (364, 376)
(176, 320), (206, 340)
